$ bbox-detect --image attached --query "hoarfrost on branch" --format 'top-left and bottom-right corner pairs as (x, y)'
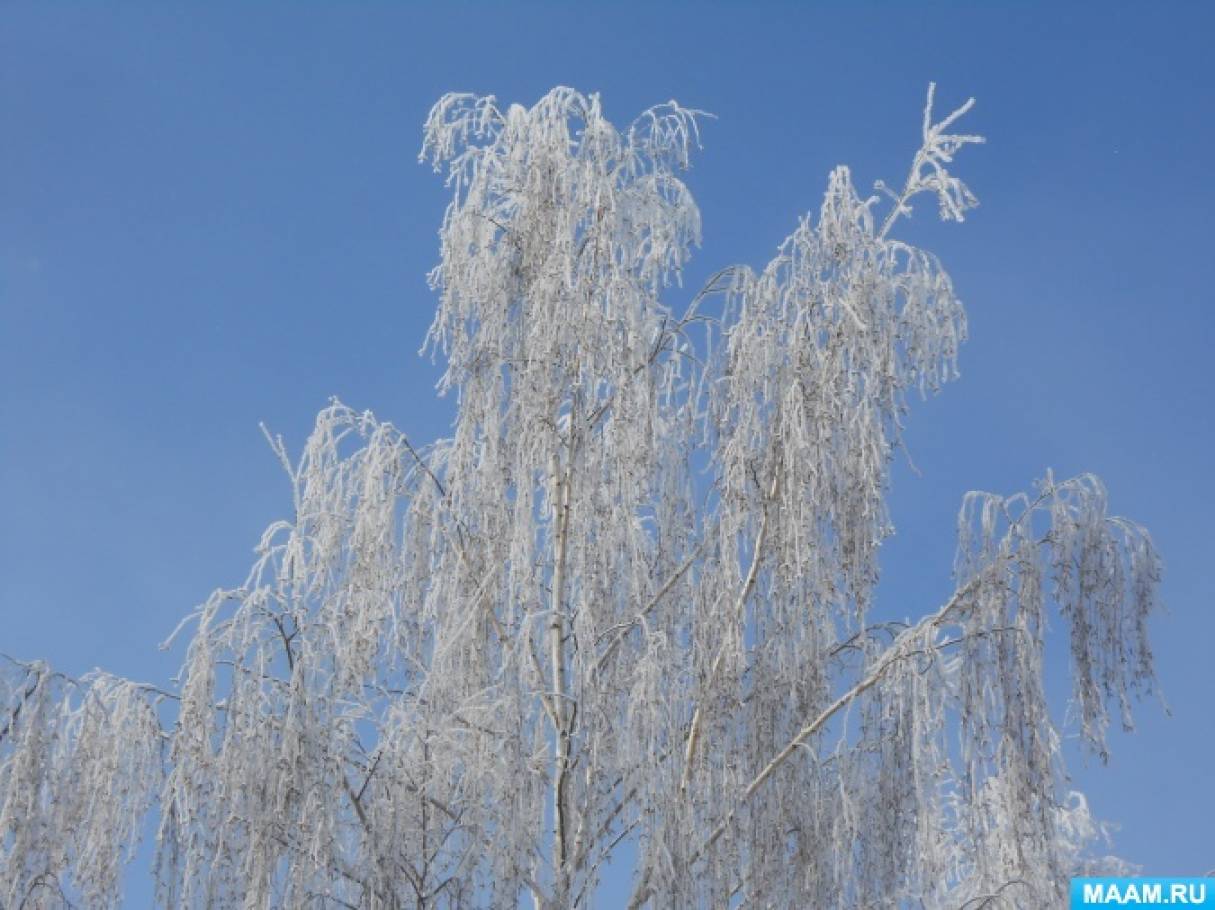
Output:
(1, 85), (1162, 908)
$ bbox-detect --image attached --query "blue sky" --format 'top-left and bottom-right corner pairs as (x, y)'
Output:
(2, 1), (1212, 902)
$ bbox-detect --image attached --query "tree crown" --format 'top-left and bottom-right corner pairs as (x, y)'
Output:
(0, 85), (1160, 909)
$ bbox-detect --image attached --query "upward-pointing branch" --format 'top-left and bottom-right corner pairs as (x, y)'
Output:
(679, 471), (780, 795)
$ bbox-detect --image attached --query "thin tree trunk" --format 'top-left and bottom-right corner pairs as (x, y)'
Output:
(548, 440), (575, 900)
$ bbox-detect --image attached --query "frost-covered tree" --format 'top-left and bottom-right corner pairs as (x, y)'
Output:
(1, 85), (1162, 908)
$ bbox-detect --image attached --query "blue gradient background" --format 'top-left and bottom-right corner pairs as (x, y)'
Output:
(2, 3), (1212, 903)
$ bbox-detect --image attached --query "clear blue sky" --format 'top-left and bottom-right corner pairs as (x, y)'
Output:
(2, 2), (1212, 902)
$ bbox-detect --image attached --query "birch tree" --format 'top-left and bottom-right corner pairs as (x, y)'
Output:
(1, 85), (1162, 908)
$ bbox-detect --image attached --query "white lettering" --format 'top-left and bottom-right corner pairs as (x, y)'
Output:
(1077, 879), (1207, 906)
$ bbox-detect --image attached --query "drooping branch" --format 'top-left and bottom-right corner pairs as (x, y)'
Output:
(2, 84), (1162, 909)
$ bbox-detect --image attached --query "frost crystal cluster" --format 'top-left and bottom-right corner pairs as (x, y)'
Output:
(1, 86), (1161, 908)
